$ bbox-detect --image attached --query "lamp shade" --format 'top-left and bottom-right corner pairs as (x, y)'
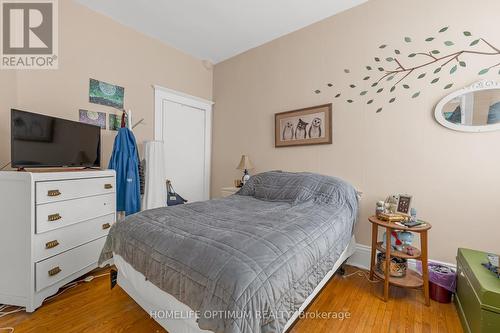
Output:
(236, 155), (254, 170)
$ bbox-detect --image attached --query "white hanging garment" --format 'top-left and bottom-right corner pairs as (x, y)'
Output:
(142, 141), (167, 210)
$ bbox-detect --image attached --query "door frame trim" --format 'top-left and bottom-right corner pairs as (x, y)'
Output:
(153, 85), (214, 200)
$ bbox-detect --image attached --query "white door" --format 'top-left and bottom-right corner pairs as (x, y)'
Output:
(161, 100), (208, 203)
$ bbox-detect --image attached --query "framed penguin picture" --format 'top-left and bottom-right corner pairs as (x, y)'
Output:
(275, 103), (332, 147)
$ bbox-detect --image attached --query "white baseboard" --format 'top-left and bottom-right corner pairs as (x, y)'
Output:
(347, 243), (456, 271)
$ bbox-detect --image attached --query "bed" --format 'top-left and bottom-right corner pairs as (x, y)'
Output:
(100, 171), (359, 333)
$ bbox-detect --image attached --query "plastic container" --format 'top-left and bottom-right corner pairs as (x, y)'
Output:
(417, 261), (456, 303)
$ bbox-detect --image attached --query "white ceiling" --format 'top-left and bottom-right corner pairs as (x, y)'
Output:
(76, 0), (367, 64)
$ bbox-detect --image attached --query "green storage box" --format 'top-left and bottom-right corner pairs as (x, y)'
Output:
(456, 248), (500, 333)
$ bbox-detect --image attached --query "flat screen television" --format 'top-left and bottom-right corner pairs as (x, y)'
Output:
(11, 109), (101, 168)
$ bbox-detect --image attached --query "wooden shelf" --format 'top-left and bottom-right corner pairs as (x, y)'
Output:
(376, 242), (421, 259)
(369, 216), (432, 232)
(374, 269), (423, 288)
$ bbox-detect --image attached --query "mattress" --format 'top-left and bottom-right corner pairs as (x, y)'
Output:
(100, 171), (359, 332)
(114, 235), (356, 333)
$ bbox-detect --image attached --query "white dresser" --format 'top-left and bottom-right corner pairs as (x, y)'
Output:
(0, 170), (116, 312)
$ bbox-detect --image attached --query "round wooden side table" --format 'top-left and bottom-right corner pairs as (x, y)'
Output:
(368, 215), (432, 306)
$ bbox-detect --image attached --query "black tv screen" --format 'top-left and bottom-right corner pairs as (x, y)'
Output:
(11, 109), (101, 168)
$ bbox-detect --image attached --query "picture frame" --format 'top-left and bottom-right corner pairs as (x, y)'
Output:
(396, 194), (413, 215)
(275, 103), (332, 147)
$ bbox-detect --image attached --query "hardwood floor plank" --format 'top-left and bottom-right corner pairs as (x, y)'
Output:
(0, 266), (462, 333)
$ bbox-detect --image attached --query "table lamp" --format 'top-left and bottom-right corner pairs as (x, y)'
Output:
(236, 155), (254, 185)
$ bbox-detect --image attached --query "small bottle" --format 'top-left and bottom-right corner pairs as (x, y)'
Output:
(410, 207), (417, 223)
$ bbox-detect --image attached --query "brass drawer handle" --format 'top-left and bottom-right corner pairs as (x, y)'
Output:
(48, 213), (62, 222)
(45, 240), (60, 249)
(47, 190), (61, 197)
(104, 184), (113, 189)
(48, 266), (61, 276)
(102, 223), (111, 230)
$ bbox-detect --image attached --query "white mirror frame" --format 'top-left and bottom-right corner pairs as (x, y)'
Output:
(434, 80), (500, 133)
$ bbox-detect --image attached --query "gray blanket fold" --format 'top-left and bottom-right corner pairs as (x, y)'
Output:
(100, 171), (358, 333)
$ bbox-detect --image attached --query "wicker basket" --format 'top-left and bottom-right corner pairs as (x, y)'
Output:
(376, 252), (407, 277)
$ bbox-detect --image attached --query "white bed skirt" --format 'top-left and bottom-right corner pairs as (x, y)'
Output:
(115, 235), (356, 333)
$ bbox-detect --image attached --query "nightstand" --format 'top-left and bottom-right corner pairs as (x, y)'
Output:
(369, 215), (432, 305)
(221, 187), (239, 197)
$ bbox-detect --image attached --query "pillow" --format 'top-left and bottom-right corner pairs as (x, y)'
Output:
(237, 171), (357, 205)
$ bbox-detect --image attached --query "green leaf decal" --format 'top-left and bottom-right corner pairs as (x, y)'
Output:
(431, 78), (440, 84)
(360, 91), (368, 96)
(450, 65), (457, 74)
(366, 66), (372, 70)
(439, 26), (449, 33)
(386, 57), (394, 62)
(444, 83), (453, 89)
(347, 99), (354, 103)
(335, 93), (341, 98)
(371, 82), (378, 87)
(367, 99), (374, 104)
(376, 108), (383, 113)
(390, 86), (396, 92)
(463, 31), (472, 36)
(379, 44), (387, 49)
(378, 67), (385, 71)
(327, 83), (333, 87)
(376, 88), (384, 93)
(478, 68), (489, 75)
(344, 69), (350, 73)
(374, 57), (380, 62)
(425, 37), (435, 42)
(459, 61), (466, 67)
(434, 67), (442, 74)
(314, 90), (321, 94)
(404, 37), (412, 42)
(403, 84), (410, 89)
(394, 49), (401, 55)
(387, 75), (395, 81)
(444, 41), (454, 46)
(431, 50), (440, 54)
(408, 53), (417, 58)
(363, 76), (370, 80)
(350, 84), (356, 88)
(389, 97), (396, 103)
(470, 39), (480, 46)
(417, 73), (426, 79)
(412, 92), (420, 98)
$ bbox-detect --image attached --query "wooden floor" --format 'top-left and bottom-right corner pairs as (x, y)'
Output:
(0, 266), (462, 333)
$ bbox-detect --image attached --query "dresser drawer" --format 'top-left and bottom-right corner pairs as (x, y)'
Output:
(36, 177), (115, 205)
(457, 258), (483, 333)
(35, 236), (106, 292)
(33, 214), (115, 262)
(36, 194), (115, 234)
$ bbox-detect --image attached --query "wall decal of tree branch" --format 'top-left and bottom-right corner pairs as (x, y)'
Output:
(314, 27), (500, 113)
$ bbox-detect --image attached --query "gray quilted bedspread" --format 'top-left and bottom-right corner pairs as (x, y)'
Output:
(100, 171), (358, 333)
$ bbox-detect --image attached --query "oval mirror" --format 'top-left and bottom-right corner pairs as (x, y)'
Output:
(435, 80), (500, 132)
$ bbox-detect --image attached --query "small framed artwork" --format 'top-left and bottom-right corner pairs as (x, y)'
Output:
(396, 195), (413, 215)
(275, 103), (332, 147)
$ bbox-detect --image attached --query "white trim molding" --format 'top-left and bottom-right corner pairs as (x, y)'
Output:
(348, 243), (456, 272)
(153, 85), (213, 201)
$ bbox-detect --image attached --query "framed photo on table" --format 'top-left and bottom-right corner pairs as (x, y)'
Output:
(396, 195), (412, 215)
(275, 103), (332, 147)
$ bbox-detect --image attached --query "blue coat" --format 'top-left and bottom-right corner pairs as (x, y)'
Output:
(108, 128), (141, 216)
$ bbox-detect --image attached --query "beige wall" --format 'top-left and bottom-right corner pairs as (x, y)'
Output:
(0, 0), (212, 168)
(213, 0), (500, 263)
